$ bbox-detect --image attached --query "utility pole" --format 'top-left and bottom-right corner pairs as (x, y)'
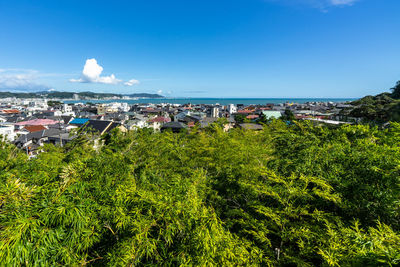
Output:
(59, 113), (63, 147)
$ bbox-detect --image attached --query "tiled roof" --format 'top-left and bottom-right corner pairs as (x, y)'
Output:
(15, 119), (59, 126)
(23, 125), (47, 133)
(237, 109), (254, 114)
(246, 115), (259, 119)
(148, 116), (171, 123)
(1, 109), (20, 114)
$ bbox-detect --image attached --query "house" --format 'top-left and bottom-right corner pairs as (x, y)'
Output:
(21, 125), (47, 134)
(0, 109), (20, 115)
(6, 116), (24, 124)
(161, 121), (187, 133)
(14, 128), (66, 155)
(228, 104), (237, 114)
(60, 115), (74, 124)
(47, 133), (76, 146)
(261, 110), (282, 120)
(0, 124), (16, 141)
(81, 120), (126, 135)
(69, 118), (90, 126)
(246, 114), (259, 120)
(125, 119), (148, 130)
(180, 115), (201, 124)
(62, 104), (74, 116)
(147, 116), (171, 131)
(175, 110), (206, 121)
(15, 119), (59, 127)
(48, 123), (77, 132)
(199, 117), (234, 132)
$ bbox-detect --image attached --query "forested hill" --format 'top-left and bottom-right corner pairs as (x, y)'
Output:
(347, 80), (400, 122)
(0, 91), (164, 99)
(1, 121), (399, 266)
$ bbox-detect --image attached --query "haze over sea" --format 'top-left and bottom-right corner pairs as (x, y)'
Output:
(65, 98), (355, 106)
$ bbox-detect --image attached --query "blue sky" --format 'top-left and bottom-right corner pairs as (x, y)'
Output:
(0, 0), (399, 97)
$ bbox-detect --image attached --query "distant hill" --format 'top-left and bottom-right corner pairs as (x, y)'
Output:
(346, 81), (400, 123)
(0, 91), (164, 99)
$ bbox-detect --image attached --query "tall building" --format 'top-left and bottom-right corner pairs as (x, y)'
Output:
(208, 107), (219, 118)
(228, 104), (237, 114)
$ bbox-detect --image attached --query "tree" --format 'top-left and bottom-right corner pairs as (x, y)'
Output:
(391, 80), (400, 99)
(281, 109), (295, 121)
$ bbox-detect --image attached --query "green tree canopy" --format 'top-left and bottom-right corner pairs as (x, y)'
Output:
(0, 122), (399, 265)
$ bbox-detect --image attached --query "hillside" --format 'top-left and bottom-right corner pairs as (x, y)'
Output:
(346, 81), (400, 122)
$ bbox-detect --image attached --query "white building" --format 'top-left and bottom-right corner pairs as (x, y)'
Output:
(0, 124), (16, 142)
(211, 107), (220, 118)
(27, 99), (48, 112)
(63, 104), (72, 113)
(62, 104), (75, 116)
(228, 104), (237, 114)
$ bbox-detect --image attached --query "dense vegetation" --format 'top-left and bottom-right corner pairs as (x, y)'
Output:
(348, 80), (400, 123)
(1, 121), (400, 266)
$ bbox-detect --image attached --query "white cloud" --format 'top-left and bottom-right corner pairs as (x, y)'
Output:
(264, 0), (359, 9)
(157, 90), (163, 95)
(330, 0), (357, 5)
(0, 69), (51, 92)
(124, 79), (140, 86)
(70, 58), (122, 84)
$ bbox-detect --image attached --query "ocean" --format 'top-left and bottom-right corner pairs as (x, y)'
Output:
(64, 98), (356, 106)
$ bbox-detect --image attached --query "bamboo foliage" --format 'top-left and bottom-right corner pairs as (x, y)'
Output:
(0, 121), (399, 265)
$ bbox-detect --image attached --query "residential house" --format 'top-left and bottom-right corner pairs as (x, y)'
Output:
(0, 124), (16, 141)
(161, 121), (187, 133)
(262, 110), (282, 120)
(81, 120), (126, 135)
(147, 116), (171, 131)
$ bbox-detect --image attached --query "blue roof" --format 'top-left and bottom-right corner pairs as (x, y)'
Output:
(69, 118), (90, 125)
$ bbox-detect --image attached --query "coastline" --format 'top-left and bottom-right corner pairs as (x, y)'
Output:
(63, 97), (356, 105)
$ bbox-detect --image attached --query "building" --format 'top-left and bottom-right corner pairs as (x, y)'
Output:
(262, 110), (282, 120)
(62, 104), (74, 115)
(69, 118), (90, 126)
(208, 107), (220, 118)
(147, 116), (171, 131)
(81, 120), (126, 135)
(0, 124), (16, 141)
(161, 121), (187, 133)
(228, 104), (237, 114)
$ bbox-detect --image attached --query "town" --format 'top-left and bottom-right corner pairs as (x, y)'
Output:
(0, 97), (356, 157)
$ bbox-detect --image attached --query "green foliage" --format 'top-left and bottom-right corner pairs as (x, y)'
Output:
(391, 80), (400, 99)
(47, 100), (63, 107)
(234, 114), (251, 123)
(0, 121), (399, 265)
(349, 81), (400, 122)
(281, 109), (295, 121)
